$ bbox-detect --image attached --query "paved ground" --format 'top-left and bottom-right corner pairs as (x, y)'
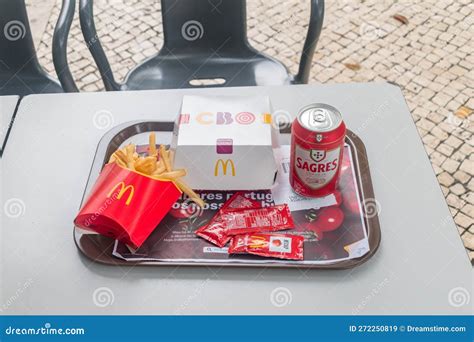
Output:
(28, 0), (473, 260)
(25, 0), (56, 48)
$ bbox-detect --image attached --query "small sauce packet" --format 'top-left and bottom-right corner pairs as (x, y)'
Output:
(195, 192), (260, 247)
(220, 204), (294, 236)
(229, 233), (304, 260)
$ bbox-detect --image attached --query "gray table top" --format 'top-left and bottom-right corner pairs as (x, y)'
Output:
(0, 95), (19, 154)
(1, 83), (472, 315)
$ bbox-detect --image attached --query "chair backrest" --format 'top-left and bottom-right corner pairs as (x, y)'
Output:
(160, 0), (250, 53)
(0, 0), (41, 74)
(57, 0), (324, 91)
(0, 0), (64, 96)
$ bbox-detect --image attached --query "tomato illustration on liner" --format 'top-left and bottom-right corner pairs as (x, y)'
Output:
(314, 206), (345, 232)
(295, 220), (325, 241)
(295, 206), (345, 242)
(168, 207), (192, 219)
(313, 228), (324, 241)
(340, 153), (351, 174)
(342, 187), (360, 216)
(333, 190), (342, 206)
(304, 206), (345, 233)
(168, 203), (203, 219)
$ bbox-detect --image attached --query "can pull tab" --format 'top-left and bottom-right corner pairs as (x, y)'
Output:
(313, 110), (326, 123)
(310, 108), (332, 129)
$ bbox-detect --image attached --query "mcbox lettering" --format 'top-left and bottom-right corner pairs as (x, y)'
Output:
(172, 95), (277, 190)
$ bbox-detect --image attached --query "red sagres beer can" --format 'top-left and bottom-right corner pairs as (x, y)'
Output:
(290, 103), (346, 197)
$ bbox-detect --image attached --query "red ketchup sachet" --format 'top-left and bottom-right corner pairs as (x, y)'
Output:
(220, 204), (294, 236)
(195, 192), (261, 247)
(228, 233), (304, 260)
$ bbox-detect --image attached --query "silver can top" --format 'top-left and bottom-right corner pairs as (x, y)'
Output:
(297, 103), (343, 132)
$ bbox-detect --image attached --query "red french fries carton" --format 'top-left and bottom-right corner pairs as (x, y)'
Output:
(74, 163), (181, 249)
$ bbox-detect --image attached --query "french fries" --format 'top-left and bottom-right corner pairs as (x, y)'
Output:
(107, 133), (204, 208)
(174, 179), (205, 208)
(149, 133), (157, 157)
(159, 145), (172, 172)
(152, 160), (166, 176)
(158, 169), (187, 179)
(134, 156), (157, 175)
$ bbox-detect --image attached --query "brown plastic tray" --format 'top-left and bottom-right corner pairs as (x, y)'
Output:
(74, 121), (381, 269)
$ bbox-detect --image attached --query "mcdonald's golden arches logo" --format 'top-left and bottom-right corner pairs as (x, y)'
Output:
(107, 181), (135, 205)
(214, 159), (235, 176)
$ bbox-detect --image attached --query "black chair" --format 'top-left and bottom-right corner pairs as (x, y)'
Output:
(0, 0), (63, 96)
(54, 0), (324, 92)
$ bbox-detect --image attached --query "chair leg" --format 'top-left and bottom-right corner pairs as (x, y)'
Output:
(53, 0), (79, 92)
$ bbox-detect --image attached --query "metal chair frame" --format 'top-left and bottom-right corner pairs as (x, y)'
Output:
(0, 0), (63, 96)
(54, 0), (324, 92)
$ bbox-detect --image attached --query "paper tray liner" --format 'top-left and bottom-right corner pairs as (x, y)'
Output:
(73, 121), (380, 269)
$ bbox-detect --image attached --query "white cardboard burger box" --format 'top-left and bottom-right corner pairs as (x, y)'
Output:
(171, 95), (278, 190)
